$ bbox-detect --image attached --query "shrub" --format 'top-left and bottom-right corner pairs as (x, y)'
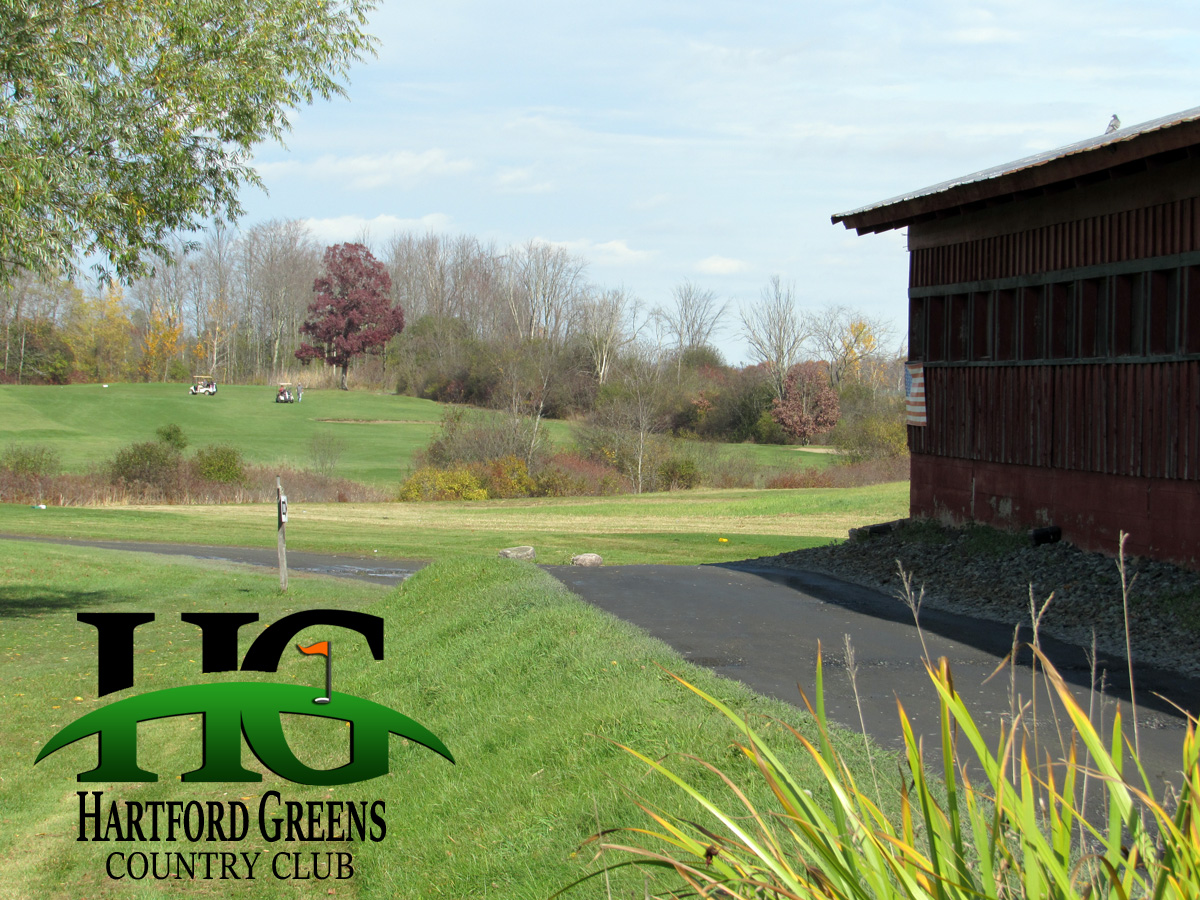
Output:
(155, 423), (189, 450)
(108, 441), (182, 491)
(309, 429), (346, 478)
(535, 452), (629, 497)
(398, 466), (488, 501)
(167, 359), (191, 382)
(0, 443), (62, 477)
(472, 455), (536, 499)
(192, 444), (245, 484)
(830, 412), (908, 462)
(532, 466), (588, 498)
(423, 407), (539, 468)
(658, 455), (701, 490)
(750, 410), (789, 444)
(764, 467), (834, 489)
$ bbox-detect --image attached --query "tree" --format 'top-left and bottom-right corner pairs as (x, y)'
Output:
(739, 276), (811, 403)
(807, 305), (895, 388)
(771, 361), (840, 445)
(657, 280), (727, 379)
(578, 286), (638, 386)
(63, 284), (134, 382)
(503, 242), (586, 347)
(0, 1), (377, 284)
(296, 243), (403, 390)
(591, 340), (672, 493)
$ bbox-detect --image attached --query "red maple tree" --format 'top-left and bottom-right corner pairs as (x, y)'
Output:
(295, 243), (404, 389)
(771, 361), (839, 444)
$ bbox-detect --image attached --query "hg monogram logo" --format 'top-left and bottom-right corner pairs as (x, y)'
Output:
(36, 610), (454, 785)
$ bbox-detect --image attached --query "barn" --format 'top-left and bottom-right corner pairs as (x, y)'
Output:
(832, 107), (1200, 567)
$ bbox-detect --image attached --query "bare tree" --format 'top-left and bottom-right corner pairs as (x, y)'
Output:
(806, 304), (896, 388)
(595, 335), (671, 493)
(240, 219), (319, 378)
(504, 241), (586, 347)
(739, 275), (810, 402)
(191, 222), (238, 379)
(578, 286), (638, 386)
(656, 279), (727, 377)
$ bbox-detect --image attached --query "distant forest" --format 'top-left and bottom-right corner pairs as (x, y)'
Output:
(0, 221), (906, 452)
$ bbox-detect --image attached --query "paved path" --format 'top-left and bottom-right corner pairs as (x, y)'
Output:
(4, 535), (1195, 793)
(545, 561), (1198, 792)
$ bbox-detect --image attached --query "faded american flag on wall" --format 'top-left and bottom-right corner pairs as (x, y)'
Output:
(905, 363), (926, 426)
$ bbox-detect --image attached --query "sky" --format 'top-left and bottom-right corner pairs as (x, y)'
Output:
(241, 0), (1200, 365)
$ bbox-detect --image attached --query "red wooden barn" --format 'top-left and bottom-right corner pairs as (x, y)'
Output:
(832, 107), (1200, 567)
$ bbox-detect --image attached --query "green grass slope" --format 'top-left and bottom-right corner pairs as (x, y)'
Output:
(0, 383), (835, 490)
(0, 540), (885, 899)
(0, 382), (446, 485)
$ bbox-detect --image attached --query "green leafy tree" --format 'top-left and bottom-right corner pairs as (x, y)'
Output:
(0, 1), (378, 284)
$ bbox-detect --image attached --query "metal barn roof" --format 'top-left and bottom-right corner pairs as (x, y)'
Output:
(832, 106), (1200, 235)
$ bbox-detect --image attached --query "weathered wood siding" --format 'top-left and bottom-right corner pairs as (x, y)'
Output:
(909, 361), (1200, 480)
(911, 197), (1200, 287)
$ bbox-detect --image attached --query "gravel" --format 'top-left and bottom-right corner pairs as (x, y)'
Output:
(748, 520), (1200, 680)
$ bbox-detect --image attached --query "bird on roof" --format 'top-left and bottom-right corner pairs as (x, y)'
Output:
(1106, 114), (1121, 134)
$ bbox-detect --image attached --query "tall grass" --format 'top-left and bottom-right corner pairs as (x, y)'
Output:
(569, 651), (1198, 899)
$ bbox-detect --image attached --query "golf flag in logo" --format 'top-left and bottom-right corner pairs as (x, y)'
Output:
(297, 640), (332, 704)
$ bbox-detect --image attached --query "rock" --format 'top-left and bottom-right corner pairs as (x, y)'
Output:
(498, 545), (536, 561)
(571, 553), (603, 567)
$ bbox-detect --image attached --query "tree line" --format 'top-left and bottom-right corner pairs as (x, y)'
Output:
(0, 221), (905, 453)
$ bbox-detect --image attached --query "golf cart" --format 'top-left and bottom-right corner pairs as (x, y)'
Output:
(189, 375), (217, 396)
(275, 382), (295, 403)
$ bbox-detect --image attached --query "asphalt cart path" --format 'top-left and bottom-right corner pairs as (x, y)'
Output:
(544, 561), (1198, 792)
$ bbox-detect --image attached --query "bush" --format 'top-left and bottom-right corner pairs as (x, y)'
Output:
(167, 359), (191, 382)
(398, 466), (488, 501)
(750, 410), (789, 444)
(472, 455), (536, 499)
(535, 452), (629, 497)
(155, 423), (189, 451)
(829, 411), (908, 463)
(309, 429), (346, 478)
(764, 467), (833, 489)
(108, 441), (182, 491)
(0, 443), (62, 477)
(192, 444), (245, 484)
(658, 455), (701, 490)
(423, 407), (538, 468)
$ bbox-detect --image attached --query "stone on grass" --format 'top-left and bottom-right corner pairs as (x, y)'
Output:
(499, 545), (536, 561)
(571, 553), (603, 567)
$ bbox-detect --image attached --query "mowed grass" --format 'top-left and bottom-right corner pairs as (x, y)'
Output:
(0, 382), (834, 490)
(0, 481), (909, 564)
(0, 540), (888, 899)
(0, 382), (445, 486)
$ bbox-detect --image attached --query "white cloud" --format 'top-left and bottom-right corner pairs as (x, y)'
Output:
(258, 150), (473, 190)
(532, 236), (656, 267)
(696, 255), (747, 275)
(303, 213), (454, 244)
(495, 167), (554, 193)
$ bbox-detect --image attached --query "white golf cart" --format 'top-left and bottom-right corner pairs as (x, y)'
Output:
(275, 382), (296, 403)
(189, 375), (217, 396)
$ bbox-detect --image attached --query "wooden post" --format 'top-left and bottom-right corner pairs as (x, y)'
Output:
(276, 476), (288, 592)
